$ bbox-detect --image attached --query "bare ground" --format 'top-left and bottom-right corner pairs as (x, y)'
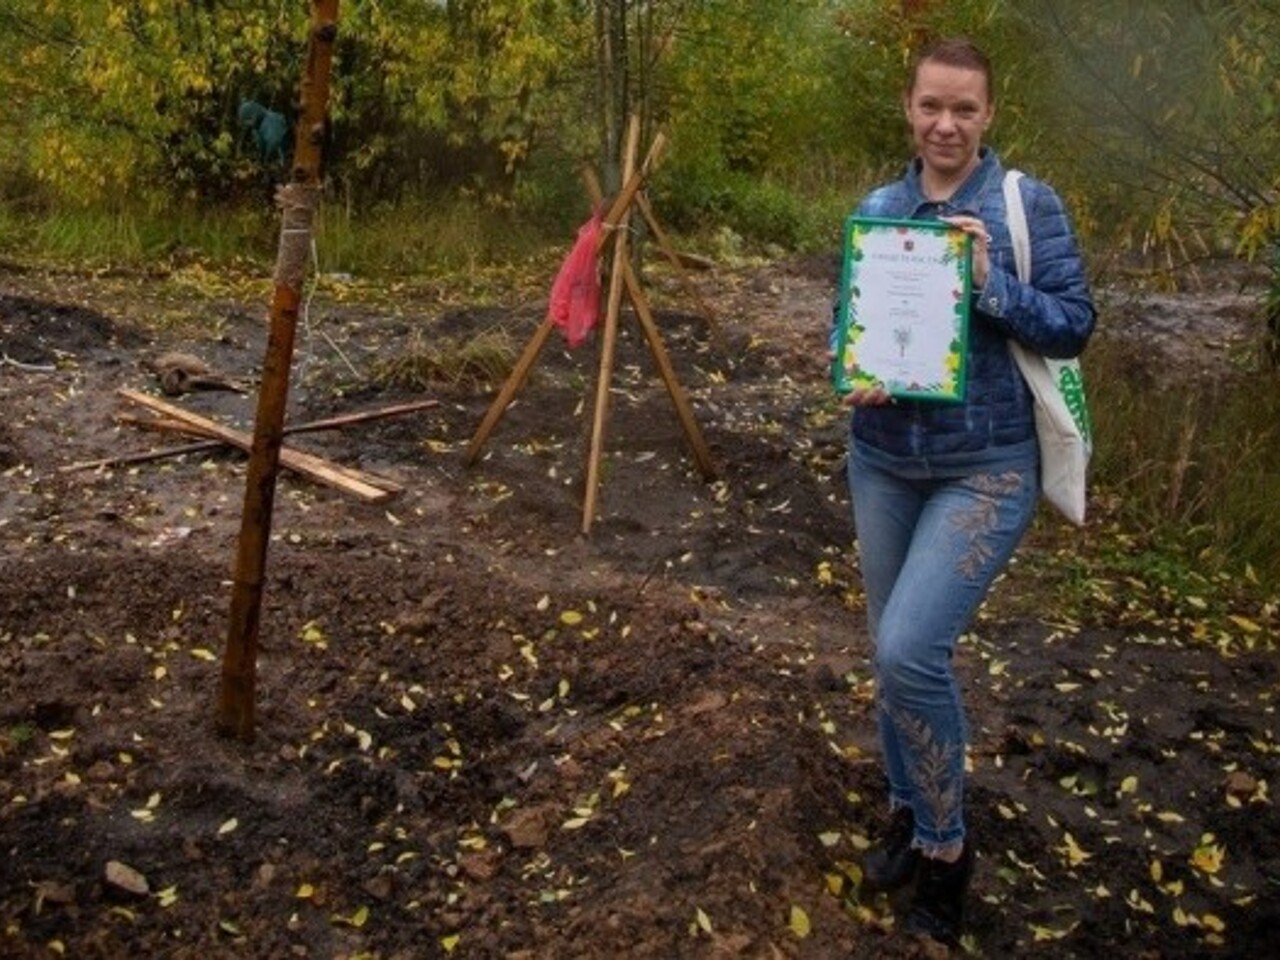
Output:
(1, 255), (1277, 959)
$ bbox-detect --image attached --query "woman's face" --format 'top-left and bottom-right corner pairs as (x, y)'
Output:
(904, 59), (993, 183)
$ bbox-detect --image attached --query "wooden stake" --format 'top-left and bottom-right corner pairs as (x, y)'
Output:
(217, 0), (340, 742)
(582, 116), (641, 534)
(580, 166), (717, 481)
(463, 317), (555, 466)
(621, 264), (717, 480)
(634, 191), (729, 355)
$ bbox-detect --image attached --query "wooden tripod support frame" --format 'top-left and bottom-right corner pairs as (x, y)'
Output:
(464, 118), (717, 533)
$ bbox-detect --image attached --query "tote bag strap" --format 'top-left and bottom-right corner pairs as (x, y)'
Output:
(1003, 169), (1030, 282)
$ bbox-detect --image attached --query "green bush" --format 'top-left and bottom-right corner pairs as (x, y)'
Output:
(654, 161), (841, 254)
(729, 179), (813, 251)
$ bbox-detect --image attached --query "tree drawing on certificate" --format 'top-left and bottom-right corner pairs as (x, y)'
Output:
(894, 324), (912, 358)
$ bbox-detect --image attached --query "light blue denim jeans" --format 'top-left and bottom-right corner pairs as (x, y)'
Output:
(848, 440), (1039, 855)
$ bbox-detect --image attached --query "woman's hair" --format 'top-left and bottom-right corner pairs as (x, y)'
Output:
(907, 37), (994, 100)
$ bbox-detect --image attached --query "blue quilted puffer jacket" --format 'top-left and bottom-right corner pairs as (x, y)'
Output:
(841, 148), (1095, 459)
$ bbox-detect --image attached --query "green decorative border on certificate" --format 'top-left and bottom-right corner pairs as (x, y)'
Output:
(832, 216), (971, 403)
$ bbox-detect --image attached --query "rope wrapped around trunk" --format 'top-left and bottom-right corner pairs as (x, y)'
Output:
(273, 182), (321, 292)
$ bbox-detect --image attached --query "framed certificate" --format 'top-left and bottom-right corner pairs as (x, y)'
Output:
(831, 216), (971, 403)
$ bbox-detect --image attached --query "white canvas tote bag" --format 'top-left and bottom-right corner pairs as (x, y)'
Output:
(1003, 170), (1093, 526)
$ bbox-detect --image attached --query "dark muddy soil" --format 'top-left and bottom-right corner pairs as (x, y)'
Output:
(1, 255), (1277, 959)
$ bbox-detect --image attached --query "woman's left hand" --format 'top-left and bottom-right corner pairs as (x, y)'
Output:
(940, 215), (991, 288)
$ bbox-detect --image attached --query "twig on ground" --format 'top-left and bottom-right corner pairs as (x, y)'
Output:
(1, 353), (57, 373)
(321, 330), (362, 379)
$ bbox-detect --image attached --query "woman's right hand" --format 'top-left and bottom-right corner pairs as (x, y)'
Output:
(829, 346), (890, 406)
(843, 386), (892, 407)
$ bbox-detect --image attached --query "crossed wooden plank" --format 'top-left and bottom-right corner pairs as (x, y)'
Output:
(114, 388), (405, 503)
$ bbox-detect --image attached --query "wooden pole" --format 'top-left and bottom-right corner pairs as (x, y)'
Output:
(217, 0), (340, 742)
(463, 317), (556, 466)
(620, 266), (717, 480)
(580, 166), (716, 480)
(633, 191), (729, 356)
(582, 116), (641, 534)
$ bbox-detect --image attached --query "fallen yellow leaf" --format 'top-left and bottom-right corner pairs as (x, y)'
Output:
(300, 622), (327, 646)
(1228, 615), (1261, 634)
(1191, 840), (1225, 875)
(1031, 921), (1078, 941)
(330, 905), (368, 928)
(789, 905), (811, 938)
(1058, 832), (1092, 867)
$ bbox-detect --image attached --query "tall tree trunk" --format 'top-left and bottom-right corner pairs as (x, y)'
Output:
(901, 0), (934, 52)
(595, 0), (629, 194)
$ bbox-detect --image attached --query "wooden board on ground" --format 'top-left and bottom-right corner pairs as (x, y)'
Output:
(116, 388), (402, 502)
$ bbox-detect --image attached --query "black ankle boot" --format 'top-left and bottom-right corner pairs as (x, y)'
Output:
(902, 843), (974, 946)
(863, 807), (920, 892)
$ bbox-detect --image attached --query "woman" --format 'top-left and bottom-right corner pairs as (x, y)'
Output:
(837, 38), (1094, 944)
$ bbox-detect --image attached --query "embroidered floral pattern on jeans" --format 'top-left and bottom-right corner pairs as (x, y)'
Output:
(951, 471), (1025, 580)
(885, 702), (962, 838)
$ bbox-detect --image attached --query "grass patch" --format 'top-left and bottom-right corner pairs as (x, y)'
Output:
(0, 722), (37, 757)
(1016, 521), (1278, 657)
(372, 327), (518, 391)
(1084, 334), (1280, 589)
(1002, 328), (1280, 642)
(312, 195), (559, 278)
(16, 205), (274, 267)
(0, 192), (563, 276)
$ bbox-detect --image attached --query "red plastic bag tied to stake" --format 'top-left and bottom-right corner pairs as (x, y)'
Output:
(549, 212), (603, 348)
